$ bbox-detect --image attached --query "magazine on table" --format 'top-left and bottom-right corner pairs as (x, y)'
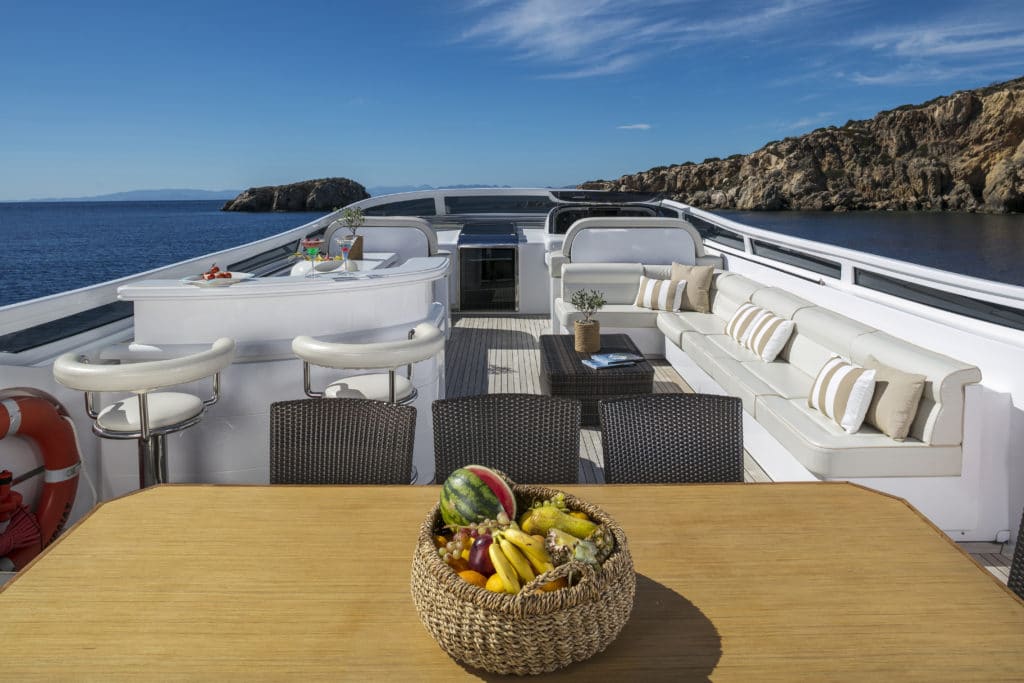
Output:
(581, 352), (643, 369)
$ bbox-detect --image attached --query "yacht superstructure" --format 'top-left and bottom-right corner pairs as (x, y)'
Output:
(1, 188), (1022, 565)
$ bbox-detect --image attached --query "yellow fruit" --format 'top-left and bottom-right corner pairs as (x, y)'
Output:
(569, 511), (590, 521)
(485, 573), (505, 592)
(433, 535), (449, 548)
(460, 548), (471, 561)
(447, 556), (470, 572)
(458, 570), (488, 588)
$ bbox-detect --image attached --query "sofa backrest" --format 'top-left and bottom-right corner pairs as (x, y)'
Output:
(562, 217), (704, 265)
(751, 287), (814, 319)
(710, 273), (760, 320)
(852, 331), (981, 446)
(561, 262), (642, 304)
(786, 307), (875, 377)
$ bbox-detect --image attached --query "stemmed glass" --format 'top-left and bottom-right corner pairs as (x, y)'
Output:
(300, 237), (324, 279)
(333, 235), (352, 272)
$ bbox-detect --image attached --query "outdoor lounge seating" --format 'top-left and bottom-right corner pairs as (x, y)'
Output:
(52, 337), (236, 488)
(291, 322), (445, 404)
(432, 393), (581, 483)
(269, 398), (416, 484)
(598, 393), (743, 483)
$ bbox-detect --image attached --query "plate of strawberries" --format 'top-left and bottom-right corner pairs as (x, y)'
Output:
(182, 264), (254, 287)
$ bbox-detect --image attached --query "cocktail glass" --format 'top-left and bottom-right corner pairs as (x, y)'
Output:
(301, 237), (324, 279)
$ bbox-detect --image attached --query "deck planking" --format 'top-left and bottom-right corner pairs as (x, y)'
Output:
(444, 313), (1015, 585)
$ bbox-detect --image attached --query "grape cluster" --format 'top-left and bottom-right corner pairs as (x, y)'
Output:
(437, 517), (508, 563)
(528, 492), (568, 512)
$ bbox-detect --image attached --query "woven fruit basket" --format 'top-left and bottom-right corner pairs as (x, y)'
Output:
(410, 483), (635, 675)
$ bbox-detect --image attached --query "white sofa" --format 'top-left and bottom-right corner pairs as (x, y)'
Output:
(659, 271), (982, 478)
(551, 261), (982, 479)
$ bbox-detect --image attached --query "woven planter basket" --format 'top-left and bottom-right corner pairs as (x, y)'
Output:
(410, 484), (635, 675)
(574, 320), (600, 353)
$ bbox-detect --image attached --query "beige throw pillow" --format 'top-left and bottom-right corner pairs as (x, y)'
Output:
(670, 263), (715, 313)
(634, 275), (686, 311)
(725, 303), (761, 345)
(808, 356), (877, 434)
(742, 308), (795, 362)
(864, 355), (926, 441)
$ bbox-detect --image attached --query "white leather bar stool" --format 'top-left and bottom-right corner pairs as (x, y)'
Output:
(292, 323), (444, 404)
(53, 338), (236, 488)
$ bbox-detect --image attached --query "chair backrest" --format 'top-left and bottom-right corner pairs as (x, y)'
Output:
(53, 338), (236, 394)
(323, 216), (439, 259)
(269, 398), (416, 484)
(1009, 509), (1024, 600)
(292, 323), (444, 371)
(432, 394), (580, 484)
(598, 393), (743, 483)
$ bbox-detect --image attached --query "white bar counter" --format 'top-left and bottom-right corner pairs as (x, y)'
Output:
(118, 254), (450, 345)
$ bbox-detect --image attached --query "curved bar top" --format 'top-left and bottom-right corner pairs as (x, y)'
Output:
(119, 255), (450, 345)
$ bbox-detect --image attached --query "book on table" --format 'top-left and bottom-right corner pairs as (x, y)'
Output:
(581, 352), (643, 370)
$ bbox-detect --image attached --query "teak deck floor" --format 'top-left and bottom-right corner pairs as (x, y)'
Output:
(445, 314), (1015, 585)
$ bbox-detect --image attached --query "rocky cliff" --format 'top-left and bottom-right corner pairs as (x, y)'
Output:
(222, 177), (369, 212)
(581, 77), (1024, 213)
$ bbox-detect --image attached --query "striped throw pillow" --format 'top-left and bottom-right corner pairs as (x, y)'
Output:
(725, 303), (762, 345)
(808, 356), (877, 434)
(742, 308), (795, 362)
(634, 276), (686, 311)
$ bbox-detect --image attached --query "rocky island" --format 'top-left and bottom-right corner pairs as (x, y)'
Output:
(581, 77), (1024, 213)
(222, 177), (369, 212)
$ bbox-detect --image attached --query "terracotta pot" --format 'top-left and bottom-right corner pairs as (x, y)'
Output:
(574, 320), (600, 353)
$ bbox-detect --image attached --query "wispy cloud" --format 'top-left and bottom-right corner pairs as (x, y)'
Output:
(617, 123), (652, 130)
(784, 112), (835, 130)
(850, 61), (1024, 86)
(847, 22), (1024, 58)
(458, 0), (841, 78)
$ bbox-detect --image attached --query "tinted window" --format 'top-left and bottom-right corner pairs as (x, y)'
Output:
(0, 301), (133, 353)
(854, 269), (1024, 331)
(445, 195), (554, 214)
(687, 215), (745, 250)
(751, 240), (841, 279)
(363, 198), (436, 216)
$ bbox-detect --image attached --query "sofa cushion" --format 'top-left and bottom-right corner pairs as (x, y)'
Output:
(742, 309), (795, 362)
(634, 275), (686, 311)
(808, 356), (877, 434)
(710, 273), (761, 319)
(754, 395), (963, 478)
(561, 262), (642, 305)
(660, 311), (725, 340)
(751, 287), (814, 319)
(741, 360), (813, 400)
(864, 355), (926, 441)
(679, 343), (773, 413)
(785, 307), (875, 376)
(657, 313), (687, 347)
(671, 263), (715, 313)
(852, 331), (980, 445)
(555, 299), (660, 328)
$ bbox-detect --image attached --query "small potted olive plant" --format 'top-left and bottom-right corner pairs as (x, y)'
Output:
(570, 289), (606, 353)
(336, 207), (365, 260)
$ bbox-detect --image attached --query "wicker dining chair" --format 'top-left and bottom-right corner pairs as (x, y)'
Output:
(270, 398), (416, 484)
(598, 393), (744, 483)
(432, 394), (581, 484)
(1009, 508), (1024, 600)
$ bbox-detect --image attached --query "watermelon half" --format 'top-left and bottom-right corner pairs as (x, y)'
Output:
(439, 465), (517, 528)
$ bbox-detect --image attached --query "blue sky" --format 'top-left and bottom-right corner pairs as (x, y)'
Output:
(1, 0), (1022, 200)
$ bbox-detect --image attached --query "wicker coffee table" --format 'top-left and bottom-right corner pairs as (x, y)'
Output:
(539, 334), (655, 427)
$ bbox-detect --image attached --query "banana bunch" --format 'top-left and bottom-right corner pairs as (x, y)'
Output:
(486, 528), (555, 594)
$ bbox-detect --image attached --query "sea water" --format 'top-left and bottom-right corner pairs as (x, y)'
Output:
(0, 201), (1021, 308)
(720, 210), (1024, 287)
(0, 201), (323, 307)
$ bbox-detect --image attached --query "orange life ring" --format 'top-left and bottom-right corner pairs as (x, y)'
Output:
(0, 395), (81, 570)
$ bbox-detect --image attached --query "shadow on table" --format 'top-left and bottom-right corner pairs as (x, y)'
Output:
(464, 573), (721, 681)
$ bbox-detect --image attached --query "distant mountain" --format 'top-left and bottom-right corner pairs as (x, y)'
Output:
(367, 184), (512, 196)
(24, 189), (242, 202)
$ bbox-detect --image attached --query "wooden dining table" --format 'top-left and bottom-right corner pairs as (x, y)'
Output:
(2, 482), (1022, 680)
